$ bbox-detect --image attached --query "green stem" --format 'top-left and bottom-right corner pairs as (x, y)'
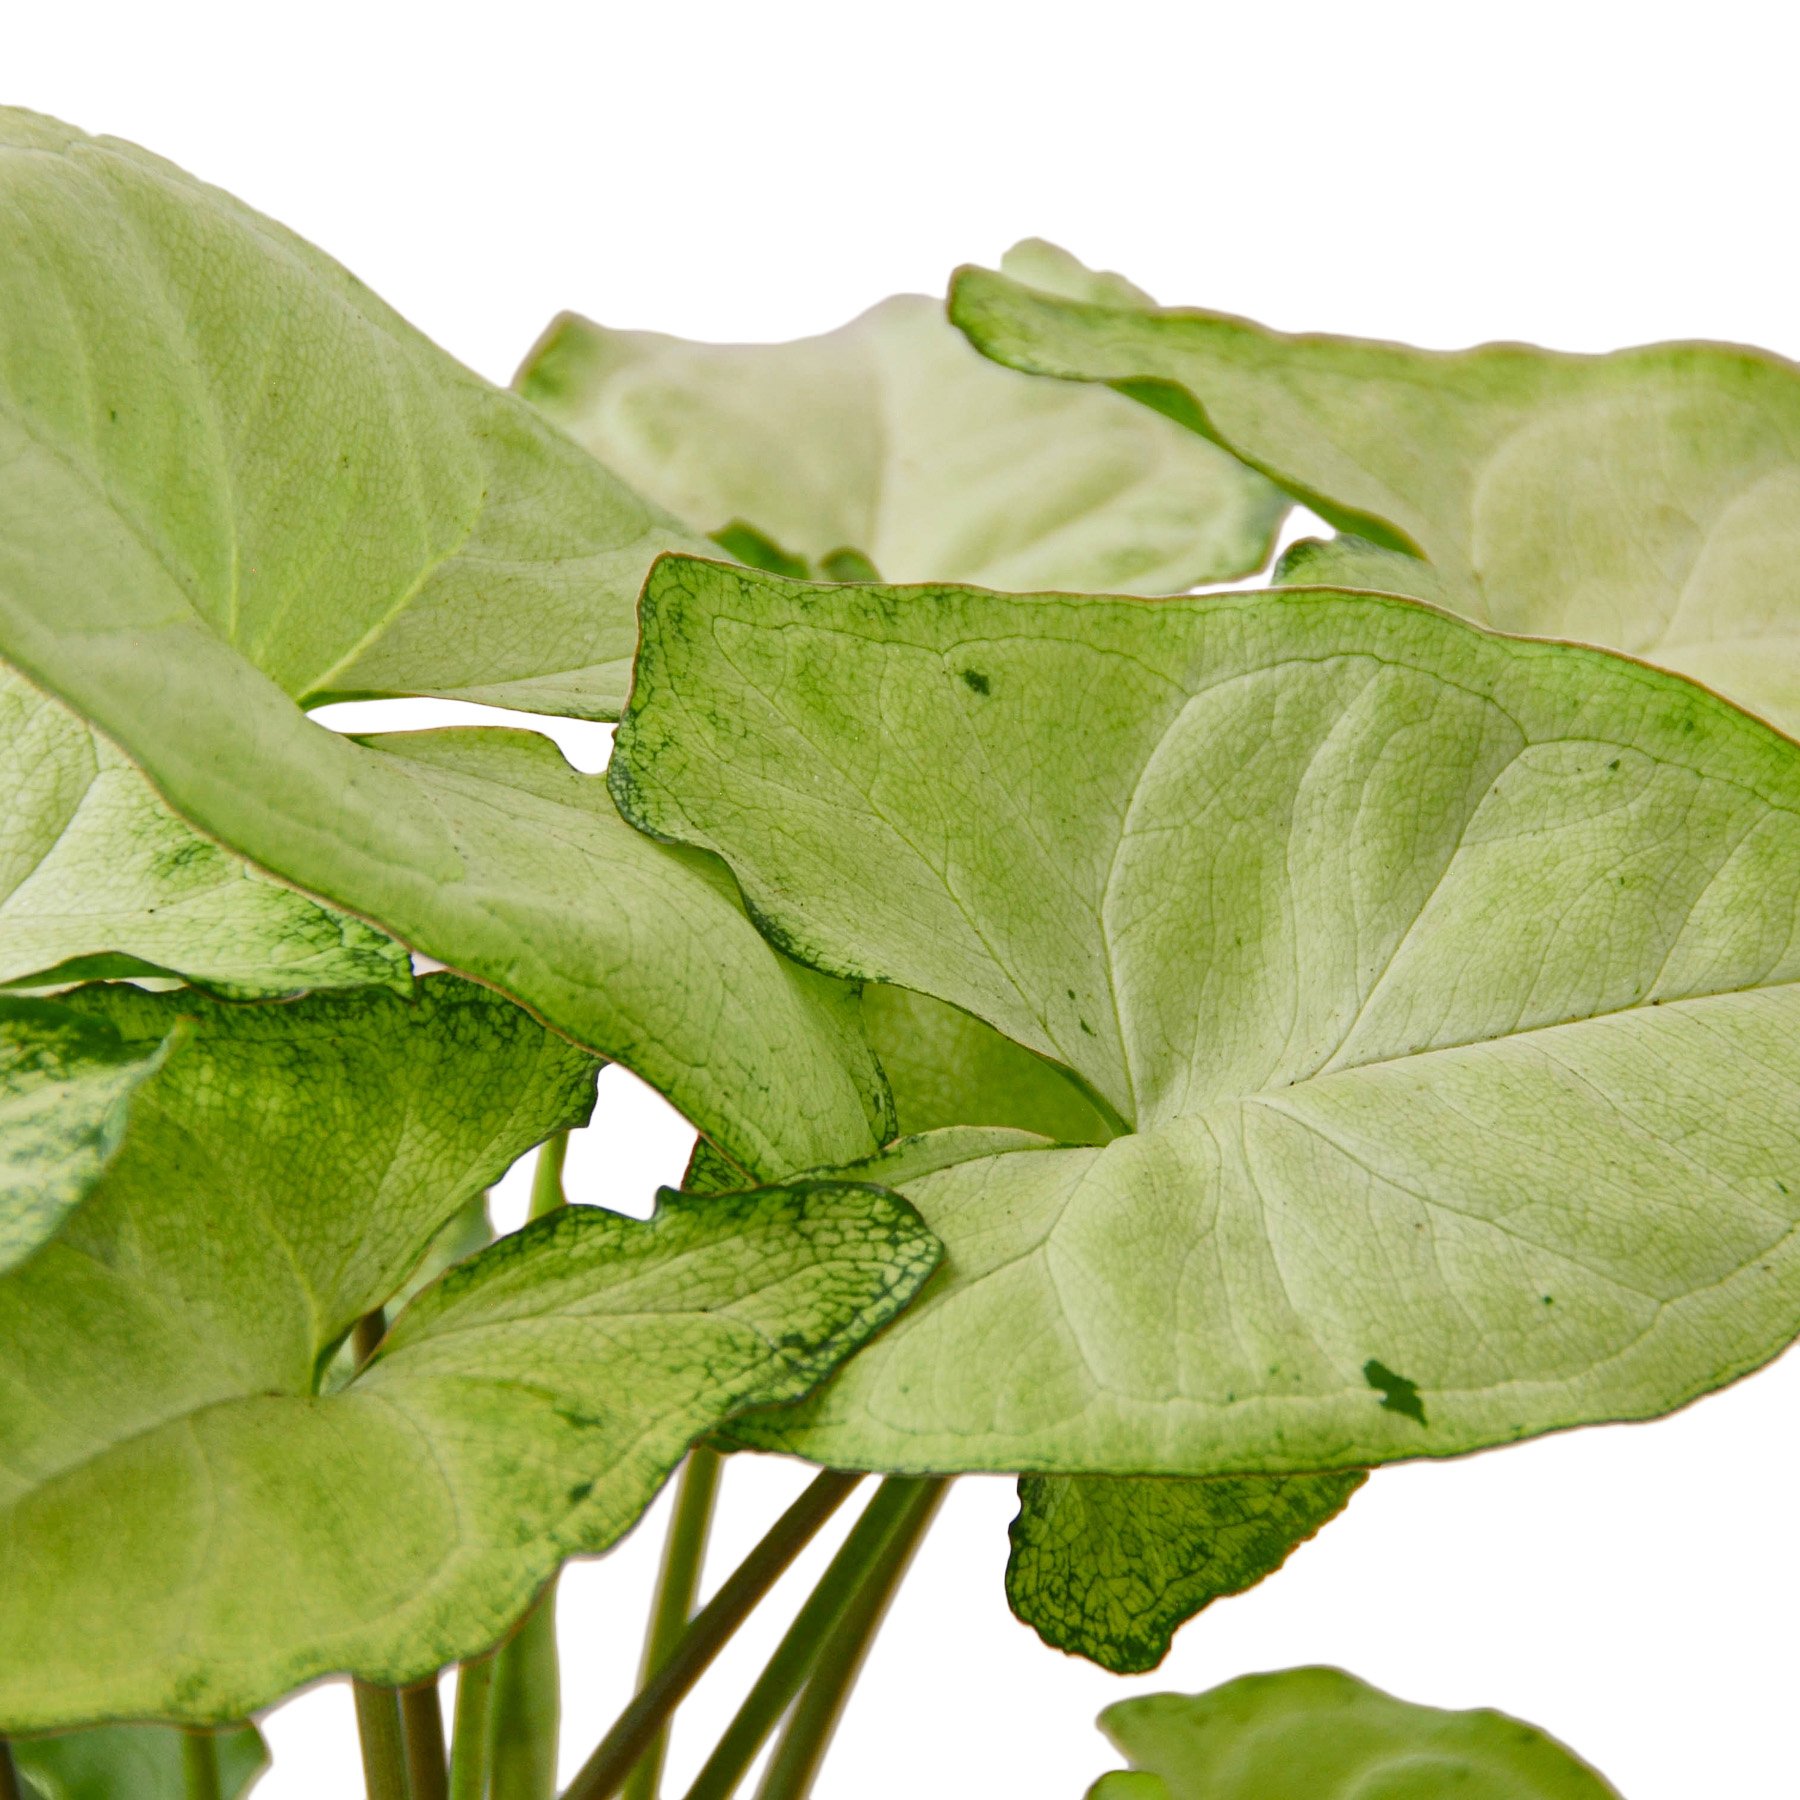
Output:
(484, 1142), (571, 1798)
(491, 1586), (560, 1800)
(355, 1680), (413, 1800)
(0, 1740), (23, 1800)
(755, 1480), (947, 1800)
(351, 1308), (411, 1800)
(680, 1478), (939, 1800)
(623, 1445), (724, 1800)
(402, 1680), (450, 1800)
(181, 1729), (224, 1800)
(531, 1131), (569, 1217)
(560, 1470), (860, 1800)
(449, 1654), (496, 1800)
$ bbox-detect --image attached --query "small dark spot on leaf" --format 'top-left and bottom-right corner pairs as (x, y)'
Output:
(108, 408), (119, 423)
(1608, 758), (1620, 771)
(962, 668), (991, 695)
(1363, 1358), (1427, 1426)
(567, 1480), (593, 1505)
(1542, 1294), (1554, 1306)
(1778, 1181), (1789, 1196)
(1078, 1018), (1095, 1036)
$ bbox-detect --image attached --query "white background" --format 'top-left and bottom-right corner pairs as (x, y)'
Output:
(14, 5), (1800, 1795)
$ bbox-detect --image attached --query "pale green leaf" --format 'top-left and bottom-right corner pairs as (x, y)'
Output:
(862, 985), (1113, 1144)
(517, 256), (1283, 596)
(0, 110), (885, 1180)
(0, 107), (700, 720)
(1008, 1471), (1363, 1673)
(998, 239), (1155, 309)
(616, 560), (1800, 1477)
(0, 995), (172, 1273)
(0, 666), (408, 998)
(1096, 1667), (1622, 1799)
(951, 261), (1800, 735)
(0, 976), (937, 1727)
(14, 1723), (266, 1800)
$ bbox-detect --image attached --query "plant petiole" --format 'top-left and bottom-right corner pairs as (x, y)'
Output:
(355, 1679), (413, 1800)
(448, 1652), (496, 1800)
(755, 1478), (948, 1800)
(624, 1444), (724, 1800)
(182, 1727), (224, 1800)
(681, 1476), (945, 1800)
(0, 1740), (22, 1800)
(401, 1680), (449, 1800)
(560, 1469), (860, 1800)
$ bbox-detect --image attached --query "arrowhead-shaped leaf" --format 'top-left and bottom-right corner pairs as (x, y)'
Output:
(0, 995), (172, 1273)
(1, 667), (408, 998)
(615, 559), (1800, 1477)
(951, 257), (1800, 735)
(13, 1724), (267, 1800)
(1007, 1472), (1363, 1673)
(0, 111), (889, 1180)
(0, 107), (697, 720)
(517, 248), (1283, 595)
(0, 976), (937, 1728)
(1094, 1668), (1622, 1799)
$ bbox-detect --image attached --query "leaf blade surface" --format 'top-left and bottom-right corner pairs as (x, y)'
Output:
(615, 561), (1800, 1474)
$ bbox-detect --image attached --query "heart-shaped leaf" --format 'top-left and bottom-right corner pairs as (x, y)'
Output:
(517, 247), (1283, 595)
(0, 976), (937, 1728)
(615, 559), (1800, 1477)
(0, 995), (172, 1273)
(0, 111), (890, 1180)
(951, 255), (1800, 735)
(1008, 1472), (1362, 1673)
(1092, 1668), (1622, 1799)
(13, 1723), (267, 1800)
(1, 667), (408, 998)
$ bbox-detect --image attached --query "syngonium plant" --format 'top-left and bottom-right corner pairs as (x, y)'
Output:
(0, 106), (1794, 1800)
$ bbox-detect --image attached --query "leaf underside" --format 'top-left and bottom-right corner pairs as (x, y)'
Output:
(517, 253), (1283, 597)
(1095, 1667), (1623, 1799)
(950, 258), (1800, 737)
(0, 666), (409, 999)
(615, 559), (1800, 1479)
(0, 975), (936, 1728)
(1008, 1471), (1363, 1672)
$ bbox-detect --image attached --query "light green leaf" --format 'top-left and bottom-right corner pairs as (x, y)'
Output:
(0, 666), (409, 998)
(0, 976), (937, 1727)
(862, 985), (1113, 1144)
(0, 995), (172, 1274)
(1095, 1668), (1623, 1799)
(1008, 1471), (1363, 1673)
(951, 261), (1800, 736)
(1086, 1774), (1169, 1800)
(0, 110), (884, 1180)
(616, 560), (1800, 1477)
(0, 107), (700, 721)
(14, 1723), (267, 1800)
(998, 239), (1155, 309)
(517, 255), (1283, 596)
